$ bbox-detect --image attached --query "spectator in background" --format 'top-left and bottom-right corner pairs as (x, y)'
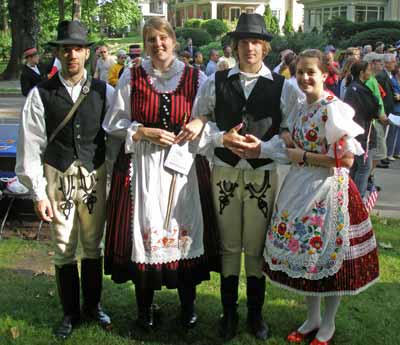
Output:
(193, 51), (206, 72)
(387, 64), (400, 159)
(375, 41), (385, 54)
(90, 46), (101, 76)
(345, 61), (380, 197)
(20, 47), (48, 96)
(363, 52), (389, 175)
(205, 49), (219, 76)
(339, 57), (357, 99)
(179, 50), (192, 65)
(218, 45), (236, 69)
(376, 53), (397, 162)
(272, 48), (293, 73)
(278, 51), (296, 79)
(183, 37), (197, 61)
(216, 59), (230, 71)
(345, 47), (361, 62)
(324, 45), (340, 96)
(395, 40), (400, 62)
(108, 49), (127, 87)
(362, 44), (373, 58)
(94, 45), (116, 82)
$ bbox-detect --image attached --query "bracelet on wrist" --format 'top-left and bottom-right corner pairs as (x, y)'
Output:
(303, 151), (308, 165)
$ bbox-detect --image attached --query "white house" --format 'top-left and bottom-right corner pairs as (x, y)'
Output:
(299, 0), (400, 32)
(173, 0), (304, 31)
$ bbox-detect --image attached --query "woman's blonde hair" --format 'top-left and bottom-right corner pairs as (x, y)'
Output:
(142, 17), (176, 49)
(232, 38), (271, 59)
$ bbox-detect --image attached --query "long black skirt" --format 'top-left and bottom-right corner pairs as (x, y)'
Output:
(104, 148), (220, 289)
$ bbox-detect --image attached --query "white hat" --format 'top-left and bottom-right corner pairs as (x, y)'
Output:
(363, 52), (384, 62)
(117, 49), (127, 57)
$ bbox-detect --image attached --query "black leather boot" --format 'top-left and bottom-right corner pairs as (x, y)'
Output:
(135, 288), (156, 331)
(81, 258), (112, 330)
(178, 284), (198, 329)
(247, 276), (268, 340)
(54, 264), (81, 339)
(219, 275), (239, 341)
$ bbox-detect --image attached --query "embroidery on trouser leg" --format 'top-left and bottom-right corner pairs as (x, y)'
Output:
(78, 166), (98, 214)
(216, 180), (238, 215)
(58, 175), (75, 220)
(245, 171), (271, 218)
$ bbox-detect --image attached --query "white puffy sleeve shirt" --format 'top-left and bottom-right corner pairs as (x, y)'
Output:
(15, 70), (115, 201)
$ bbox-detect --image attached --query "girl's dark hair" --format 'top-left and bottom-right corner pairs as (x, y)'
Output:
(348, 60), (369, 85)
(297, 49), (329, 73)
(392, 63), (400, 77)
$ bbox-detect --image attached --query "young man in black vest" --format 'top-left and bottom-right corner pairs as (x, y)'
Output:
(178, 13), (299, 341)
(16, 21), (114, 339)
(20, 47), (48, 96)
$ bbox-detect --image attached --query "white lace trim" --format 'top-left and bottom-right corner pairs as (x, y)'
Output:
(345, 235), (377, 260)
(265, 275), (379, 297)
(142, 58), (185, 94)
(349, 217), (373, 239)
(264, 168), (350, 280)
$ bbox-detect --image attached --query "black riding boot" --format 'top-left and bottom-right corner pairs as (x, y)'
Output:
(247, 276), (268, 340)
(178, 284), (198, 328)
(81, 258), (112, 330)
(219, 275), (239, 341)
(135, 287), (156, 330)
(55, 264), (81, 339)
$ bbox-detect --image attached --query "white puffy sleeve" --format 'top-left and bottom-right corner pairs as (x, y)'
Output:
(102, 68), (142, 154)
(325, 100), (365, 158)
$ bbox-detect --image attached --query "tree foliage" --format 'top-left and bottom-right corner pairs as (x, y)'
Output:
(282, 10), (294, 36)
(263, 5), (279, 34)
(201, 19), (229, 39)
(99, 0), (141, 33)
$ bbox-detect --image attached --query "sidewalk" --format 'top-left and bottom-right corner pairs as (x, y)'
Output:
(0, 89), (399, 218)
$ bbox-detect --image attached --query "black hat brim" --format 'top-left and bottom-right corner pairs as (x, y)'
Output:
(48, 38), (94, 47)
(228, 31), (273, 42)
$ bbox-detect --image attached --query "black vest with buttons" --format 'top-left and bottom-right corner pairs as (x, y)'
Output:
(37, 74), (107, 173)
(214, 69), (285, 169)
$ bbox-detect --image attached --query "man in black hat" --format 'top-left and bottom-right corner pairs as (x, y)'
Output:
(178, 12), (299, 341)
(16, 20), (114, 338)
(20, 47), (48, 96)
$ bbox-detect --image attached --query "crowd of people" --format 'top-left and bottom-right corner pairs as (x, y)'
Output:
(16, 13), (398, 344)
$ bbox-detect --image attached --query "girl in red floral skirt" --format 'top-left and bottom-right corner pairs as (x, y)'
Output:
(263, 49), (379, 345)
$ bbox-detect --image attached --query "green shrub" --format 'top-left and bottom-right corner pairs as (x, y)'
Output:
(201, 19), (229, 39)
(184, 19), (204, 28)
(323, 17), (400, 43)
(0, 31), (11, 62)
(343, 28), (400, 48)
(175, 27), (212, 46)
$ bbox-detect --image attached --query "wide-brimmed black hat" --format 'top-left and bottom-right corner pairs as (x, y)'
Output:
(48, 20), (93, 46)
(227, 13), (273, 42)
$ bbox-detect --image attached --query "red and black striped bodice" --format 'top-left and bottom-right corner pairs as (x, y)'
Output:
(130, 64), (199, 134)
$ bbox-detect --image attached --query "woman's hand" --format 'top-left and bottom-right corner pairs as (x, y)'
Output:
(174, 118), (205, 144)
(280, 129), (295, 148)
(287, 147), (305, 163)
(134, 126), (176, 147)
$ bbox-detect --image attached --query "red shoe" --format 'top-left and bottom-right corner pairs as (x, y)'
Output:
(309, 336), (332, 345)
(287, 328), (318, 343)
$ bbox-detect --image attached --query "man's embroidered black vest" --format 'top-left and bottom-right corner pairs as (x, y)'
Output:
(214, 69), (284, 169)
(37, 74), (107, 173)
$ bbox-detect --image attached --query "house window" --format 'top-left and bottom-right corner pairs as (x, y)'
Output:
(245, 7), (254, 14)
(230, 7), (241, 21)
(355, 5), (384, 23)
(272, 9), (281, 21)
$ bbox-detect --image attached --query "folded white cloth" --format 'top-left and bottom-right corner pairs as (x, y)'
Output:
(5, 177), (29, 194)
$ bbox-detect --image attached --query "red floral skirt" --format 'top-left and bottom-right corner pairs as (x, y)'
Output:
(264, 178), (379, 296)
(104, 148), (220, 289)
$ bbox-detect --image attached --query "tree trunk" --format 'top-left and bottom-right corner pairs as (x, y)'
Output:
(58, 0), (65, 22)
(1, 0), (39, 80)
(72, 0), (81, 21)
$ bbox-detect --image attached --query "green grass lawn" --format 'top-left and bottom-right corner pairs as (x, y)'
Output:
(0, 216), (398, 345)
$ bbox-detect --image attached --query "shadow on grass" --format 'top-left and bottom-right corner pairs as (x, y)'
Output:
(0, 265), (398, 345)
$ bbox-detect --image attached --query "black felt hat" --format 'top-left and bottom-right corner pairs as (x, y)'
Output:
(228, 13), (273, 42)
(48, 20), (93, 46)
